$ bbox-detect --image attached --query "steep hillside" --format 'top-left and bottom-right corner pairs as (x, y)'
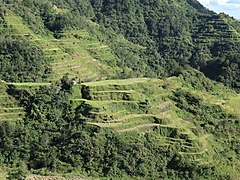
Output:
(1, 0), (240, 90)
(74, 70), (240, 172)
(0, 81), (25, 122)
(0, 0), (240, 179)
(89, 0), (240, 90)
(0, 10), (119, 82)
(0, 70), (238, 179)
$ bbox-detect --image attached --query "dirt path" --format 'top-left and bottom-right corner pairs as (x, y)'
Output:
(117, 123), (159, 132)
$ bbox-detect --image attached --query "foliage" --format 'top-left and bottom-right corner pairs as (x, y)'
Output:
(171, 88), (239, 168)
(1, 76), (239, 179)
(0, 0), (240, 179)
(7, 164), (27, 180)
(0, 37), (51, 82)
(87, 0), (240, 90)
(2, 0), (240, 90)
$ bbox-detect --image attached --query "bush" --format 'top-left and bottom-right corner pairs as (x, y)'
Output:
(0, 37), (51, 82)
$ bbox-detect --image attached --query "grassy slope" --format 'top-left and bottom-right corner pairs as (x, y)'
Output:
(2, 11), (119, 82)
(76, 76), (240, 129)
(0, 82), (25, 122)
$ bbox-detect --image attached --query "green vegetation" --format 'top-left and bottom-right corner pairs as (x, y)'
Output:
(0, 0), (240, 179)
(1, 0), (240, 89)
(0, 82), (25, 122)
(0, 37), (50, 82)
(0, 72), (239, 179)
(1, 11), (118, 82)
(89, 0), (240, 91)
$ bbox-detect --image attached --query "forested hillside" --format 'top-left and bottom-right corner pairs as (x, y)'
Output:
(0, 0), (239, 179)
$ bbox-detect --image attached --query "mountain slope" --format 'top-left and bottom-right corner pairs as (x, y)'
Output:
(0, 0), (239, 179)
(1, 0), (240, 90)
(0, 70), (238, 179)
(1, 11), (119, 82)
(89, 0), (240, 90)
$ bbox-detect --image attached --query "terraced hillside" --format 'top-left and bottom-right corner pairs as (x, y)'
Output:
(70, 75), (240, 171)
(0, 74), (239, 178)
(0, 0), (240, 179)
(2, 1), (240, 90)
(1, 11), (119, 82)
(193, 14), (240, 44)
(40, 26), (121, 82)
(0, 81), (24, 122)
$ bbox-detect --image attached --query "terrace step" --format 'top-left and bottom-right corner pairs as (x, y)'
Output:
(117, 123), (160, 133)
(0, 107), (24, 113)
(0, 112), (25, 120)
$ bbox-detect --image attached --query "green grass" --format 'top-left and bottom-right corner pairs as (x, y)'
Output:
(6, 82), (51, 86)
(225, 94), (240, 116)
(82, 78), (151, 86)
(0, 166), (7, 180)
(0, 107), (24, 113)
(3, 11), (118, 83)
(0, 82), (25, 121)
(117, 123), (160, 133)
(4, 12), (40, 40)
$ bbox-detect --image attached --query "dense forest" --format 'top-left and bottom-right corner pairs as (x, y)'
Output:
(0, 37), (50, 82)
(0, 0), (239, 179)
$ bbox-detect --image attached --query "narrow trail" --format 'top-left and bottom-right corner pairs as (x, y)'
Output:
(6, 82), (51, 86)
(111, 114), (159, 123)
(117, 123), (160, 132)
